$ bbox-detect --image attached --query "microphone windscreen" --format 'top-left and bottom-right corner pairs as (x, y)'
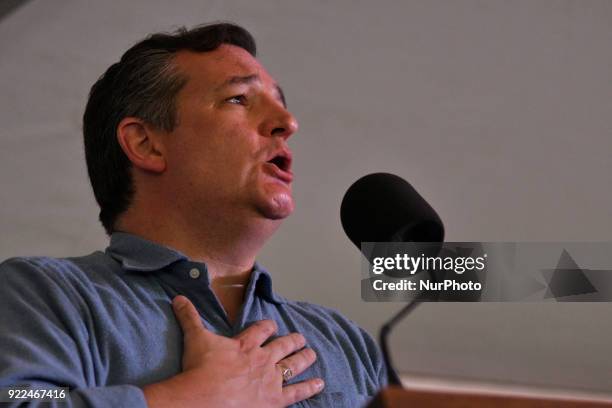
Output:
(340, 173), (444, 249)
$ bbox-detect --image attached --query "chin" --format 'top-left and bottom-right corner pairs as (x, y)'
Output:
(257, 192), (294, 220)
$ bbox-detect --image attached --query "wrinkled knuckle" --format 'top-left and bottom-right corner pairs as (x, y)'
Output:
(264, 319), (278, 335)
(301, 350), (315, 367)
(300, 384), (313, 400)
(292, 333), (305, 348)
(292, 350), (306, 365)
(249, 320), (263, 332)
(284, 338), (296, 355)
(253, 320), (275, 337)
(182, 306), (197, 321)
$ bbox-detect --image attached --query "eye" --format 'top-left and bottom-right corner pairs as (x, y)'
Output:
(226, 94), (247, 105)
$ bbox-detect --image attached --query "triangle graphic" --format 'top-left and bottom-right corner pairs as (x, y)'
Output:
(542, 249), (597, 299)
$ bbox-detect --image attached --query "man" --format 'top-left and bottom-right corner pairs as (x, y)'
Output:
(0, 23), (386, 407)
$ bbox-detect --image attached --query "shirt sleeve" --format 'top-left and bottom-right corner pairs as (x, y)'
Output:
(0, 257), (148, 408)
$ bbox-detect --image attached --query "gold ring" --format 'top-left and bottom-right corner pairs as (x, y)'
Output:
(277, 364), (293, 383)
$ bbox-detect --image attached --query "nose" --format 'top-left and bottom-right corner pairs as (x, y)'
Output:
(260, 99), (299, 140)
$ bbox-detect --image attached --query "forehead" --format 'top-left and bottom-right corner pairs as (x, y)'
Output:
(173, 44), (276, 91)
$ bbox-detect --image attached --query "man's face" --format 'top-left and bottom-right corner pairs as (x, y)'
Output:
(161, 45), (298, 224)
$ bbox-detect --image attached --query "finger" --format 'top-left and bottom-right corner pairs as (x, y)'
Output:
(265, 333), (306, 362)
(277, 348), (317, 380)
(234, 320), (278, 350)
(282, 378), (325, 406)
(172, 295), (206, 337)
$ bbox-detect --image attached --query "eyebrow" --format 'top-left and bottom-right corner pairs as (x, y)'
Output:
(216, 74), (287, 107)
(219, 74), (259, 88)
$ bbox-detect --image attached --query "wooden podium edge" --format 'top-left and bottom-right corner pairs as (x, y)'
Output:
(368, 386), (612, 407)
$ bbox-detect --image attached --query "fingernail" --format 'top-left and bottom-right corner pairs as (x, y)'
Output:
(316, 379), (325, 391)
(173, 296), (187, 308)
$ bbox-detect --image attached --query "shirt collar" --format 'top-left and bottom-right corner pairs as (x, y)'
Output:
(106, 232), (187, 272)
(105, 232), (285, 304)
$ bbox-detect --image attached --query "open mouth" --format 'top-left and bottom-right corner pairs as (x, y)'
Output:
(265, 150), (293, 183)
(268, 155), (291, 172)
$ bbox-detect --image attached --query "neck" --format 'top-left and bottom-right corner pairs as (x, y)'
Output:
(116, 197), (280, 285)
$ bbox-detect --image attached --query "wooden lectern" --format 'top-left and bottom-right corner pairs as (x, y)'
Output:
(368, 386), (612, 407)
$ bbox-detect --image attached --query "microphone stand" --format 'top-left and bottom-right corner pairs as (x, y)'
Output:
(379, 258), (440, 386)
(379, 299), (421, 386)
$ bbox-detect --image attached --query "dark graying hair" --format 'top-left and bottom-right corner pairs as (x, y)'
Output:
(83, 23), (256, 235)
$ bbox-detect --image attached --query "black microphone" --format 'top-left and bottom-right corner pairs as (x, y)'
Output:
(340, 173), (445, 386)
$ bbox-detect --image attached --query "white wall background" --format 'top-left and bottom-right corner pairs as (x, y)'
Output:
(1, 0), (611, 396)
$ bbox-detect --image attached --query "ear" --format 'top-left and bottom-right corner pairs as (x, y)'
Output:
(116, 117), (166, 173)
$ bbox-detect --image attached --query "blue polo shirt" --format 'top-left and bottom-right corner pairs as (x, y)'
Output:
(0, 232), (386, 407)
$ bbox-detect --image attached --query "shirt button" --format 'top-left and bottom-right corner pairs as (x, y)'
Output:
(189, 268), (201, 279)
